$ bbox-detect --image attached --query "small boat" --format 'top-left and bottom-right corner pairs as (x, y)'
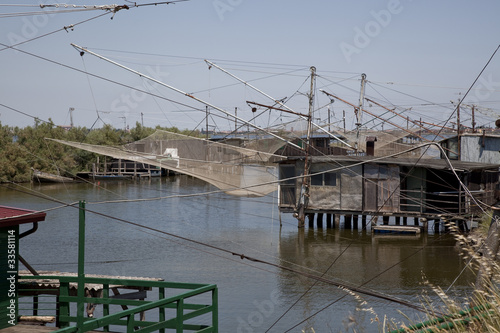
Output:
(32, 168), (75, 183)
(91, 173), (133, 180)
(372, 225), (422, 235)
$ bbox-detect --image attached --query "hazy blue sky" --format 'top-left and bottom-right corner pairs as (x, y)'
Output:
(1, 0), (499, 132)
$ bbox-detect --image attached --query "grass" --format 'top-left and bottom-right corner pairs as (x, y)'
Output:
(340, 209), (500, 332)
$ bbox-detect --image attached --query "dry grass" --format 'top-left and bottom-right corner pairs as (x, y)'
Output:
(342, 210), (500, 332)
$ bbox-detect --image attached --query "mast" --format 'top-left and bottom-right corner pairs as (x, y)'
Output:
(71, 44), (302, 150)
(356, 73), (367, 152)
(205, 60), (353, 149)
(296, 66), (316, 228)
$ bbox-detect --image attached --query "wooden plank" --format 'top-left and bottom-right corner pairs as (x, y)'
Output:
(18, 317), (55, 324)
(0, 325), (119, 333)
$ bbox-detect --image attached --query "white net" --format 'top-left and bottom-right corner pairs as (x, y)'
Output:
(50, 130), (286, 197)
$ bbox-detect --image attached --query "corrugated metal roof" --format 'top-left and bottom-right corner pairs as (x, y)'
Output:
(0, 205), (46, 227)
(283, 155), (500, 171)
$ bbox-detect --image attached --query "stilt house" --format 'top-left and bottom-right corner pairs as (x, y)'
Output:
(278, 155), (499, 220)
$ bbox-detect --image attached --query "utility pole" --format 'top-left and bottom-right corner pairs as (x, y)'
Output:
(457, 96), (461, 159)
(328, 99), (334, 133)
(234, 107), (237, 133)
(205, 106), (209, 140)
(119, 116), (126, 131)
(343, 110), (346, 134)
(296, 66), (316, 228)
(69, 107), (74, 128)
(141, 112), (144, 127)
(355, 73), (367, 152)
(472, 105), (476, 133)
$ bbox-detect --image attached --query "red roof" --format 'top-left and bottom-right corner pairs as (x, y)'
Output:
(0, 205), (46, 227)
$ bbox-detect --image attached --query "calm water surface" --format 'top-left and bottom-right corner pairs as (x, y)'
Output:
(1, 176), (475, 332)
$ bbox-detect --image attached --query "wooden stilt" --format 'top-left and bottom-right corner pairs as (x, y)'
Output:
(334, 214), (340, 229)
(395, 216), (401, 225)
(317, 213), (323, 228)
(326, 214), (332, 229)
(421, 218), (428, 233)
(353, 215), (359, 230)
(308, 213), (315, 228)
(345, 215), (352, 230)
(403, 216), (407, 226)
(434, 219), (440, 233)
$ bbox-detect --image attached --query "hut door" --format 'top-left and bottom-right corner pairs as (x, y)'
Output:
(279, 165), (296, 207)
(364, 164), (400, 212)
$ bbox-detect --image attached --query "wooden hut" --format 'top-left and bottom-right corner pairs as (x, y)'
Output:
(278, 156), (500, 228)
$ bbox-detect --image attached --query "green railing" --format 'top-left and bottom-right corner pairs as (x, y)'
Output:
(18, 275), (218, 333)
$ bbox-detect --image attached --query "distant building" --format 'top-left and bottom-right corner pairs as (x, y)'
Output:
(440, 133), (500, 164)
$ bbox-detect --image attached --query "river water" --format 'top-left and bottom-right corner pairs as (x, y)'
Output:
(1, 176), (476, 332)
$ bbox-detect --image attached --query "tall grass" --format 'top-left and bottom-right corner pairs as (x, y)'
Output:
(339, 210), (500, 332)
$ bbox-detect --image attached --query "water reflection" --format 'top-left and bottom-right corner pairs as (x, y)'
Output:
(0, 178), (477, 332)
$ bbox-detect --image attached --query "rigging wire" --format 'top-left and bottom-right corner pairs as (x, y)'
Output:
(281, 45), (500, 329)
(79, 51), (106, 130)
(0, 42), (209, 125)
(0, 11), (111, 52)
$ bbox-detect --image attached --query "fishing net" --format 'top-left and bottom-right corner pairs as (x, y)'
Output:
(50, 130), (286, 197)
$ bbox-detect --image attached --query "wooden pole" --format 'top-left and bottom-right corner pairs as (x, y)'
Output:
(77, 201), (86, 330)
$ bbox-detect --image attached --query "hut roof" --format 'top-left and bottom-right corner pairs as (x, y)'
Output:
(282, 155), (500, 172)
(0, 205), (46, 228)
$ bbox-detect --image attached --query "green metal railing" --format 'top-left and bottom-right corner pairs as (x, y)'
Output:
(18, 275), (218, 333)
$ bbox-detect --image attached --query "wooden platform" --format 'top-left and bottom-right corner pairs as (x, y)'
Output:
(372, 225), (422, 235)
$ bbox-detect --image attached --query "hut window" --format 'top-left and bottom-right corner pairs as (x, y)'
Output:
(311, 172), (337, 186)
(311, 174), (323, 186)
(324, 172), (337, 186)
(280, 165), (296, 185)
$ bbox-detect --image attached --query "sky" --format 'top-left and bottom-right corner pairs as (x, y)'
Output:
(0, 0), (499, 134)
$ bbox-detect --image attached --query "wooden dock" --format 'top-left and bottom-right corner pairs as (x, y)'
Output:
(0, 325), (117, 333)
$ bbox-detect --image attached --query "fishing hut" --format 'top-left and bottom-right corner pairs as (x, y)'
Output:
(278, 155), (500, 233)
(0, 203), (218, 333)
(440, 132), (500, 164)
